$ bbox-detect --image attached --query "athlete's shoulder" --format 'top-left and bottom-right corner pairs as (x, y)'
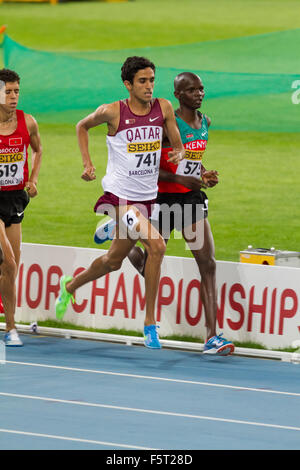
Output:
(95, 101), (120, 118)
(85, 101), (120, 128)
(24, 112), (37, 124)
(204, 114), (211, 127)
(157, 97), (172, 108)
(157, 98), (174, 119)
(24, 113), (39, 134)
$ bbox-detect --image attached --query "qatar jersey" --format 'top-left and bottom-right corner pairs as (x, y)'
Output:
(102, 99), (164, 201)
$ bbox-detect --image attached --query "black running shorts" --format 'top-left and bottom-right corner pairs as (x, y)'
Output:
(0, 190), (30, 227)
(152, 190), (208, 236)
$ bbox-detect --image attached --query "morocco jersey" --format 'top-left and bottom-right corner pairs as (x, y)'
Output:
(0, 110), (30, 191)
(102, 99), (164, 201)
(158, 112), (209, 193)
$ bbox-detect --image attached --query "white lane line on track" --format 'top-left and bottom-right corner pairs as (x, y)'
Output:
(6, 360), (300, 397)
(1, 392), (300, 433)
(0, 428), (154, 449)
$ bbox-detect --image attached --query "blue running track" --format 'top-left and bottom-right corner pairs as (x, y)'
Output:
(1, 332), (300, 451)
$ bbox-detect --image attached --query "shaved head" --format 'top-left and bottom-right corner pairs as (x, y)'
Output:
(173, 72), (205, 111)
(174, 72), (202, 92)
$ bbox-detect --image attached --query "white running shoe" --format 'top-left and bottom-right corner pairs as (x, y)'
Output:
(4, 328), (23, 347)
(94, 216), (116, 244)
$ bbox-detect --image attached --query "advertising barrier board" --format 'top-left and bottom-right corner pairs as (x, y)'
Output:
(12, 243), (300, 349)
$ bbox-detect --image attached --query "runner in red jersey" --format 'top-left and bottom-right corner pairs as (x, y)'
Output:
(0, 69), (42, 346)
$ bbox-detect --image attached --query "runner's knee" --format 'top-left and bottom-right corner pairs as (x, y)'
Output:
(200, 255), (216, 276)
(103, 253), (123, 272)
(147, 238), (166, 259)
(1, 255), (17, 279)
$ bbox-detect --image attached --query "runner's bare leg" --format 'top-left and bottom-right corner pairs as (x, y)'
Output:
(183, 218), (217, 340)
(66, 206), (165, 326)
(0, 221), (18, 331)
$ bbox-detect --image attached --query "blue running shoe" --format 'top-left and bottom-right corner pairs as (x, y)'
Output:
(94, 216), (116, 244)
(144, 325), (161, 349)
(203, 333), (234, 356)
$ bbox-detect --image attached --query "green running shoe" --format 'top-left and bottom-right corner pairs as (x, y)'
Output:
(55, 275), (75, 320)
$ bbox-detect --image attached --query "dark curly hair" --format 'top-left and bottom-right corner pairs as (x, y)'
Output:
(121, 56), (155, 84)
(0, 68), (20, 84)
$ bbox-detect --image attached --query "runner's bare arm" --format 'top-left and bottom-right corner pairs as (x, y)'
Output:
(206, 115), (211, 127)
(200, 115), (219, 187)
(25, 114), (42, 198)
(76, 102), (119, 181)
(159, 99), (185, 164)
(159, 168), (209, 190)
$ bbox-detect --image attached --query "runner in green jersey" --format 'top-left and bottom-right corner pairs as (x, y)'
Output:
(128, 72), (234, 355)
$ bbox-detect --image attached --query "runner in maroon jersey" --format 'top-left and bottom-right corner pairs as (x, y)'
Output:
(0, 69), (42, 346)
(55, 57), (185, 349)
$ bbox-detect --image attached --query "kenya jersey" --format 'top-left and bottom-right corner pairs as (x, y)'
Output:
(0, 110), (30, 191)
(158, 112), (209, 193)
(102, 99), (164, 201)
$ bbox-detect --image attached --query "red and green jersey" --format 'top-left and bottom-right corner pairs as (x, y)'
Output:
(158, 112), (209, 193)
